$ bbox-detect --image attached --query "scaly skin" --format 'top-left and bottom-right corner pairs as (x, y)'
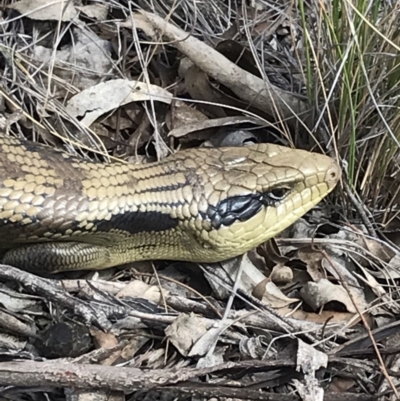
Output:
(0, 135), (340, 272)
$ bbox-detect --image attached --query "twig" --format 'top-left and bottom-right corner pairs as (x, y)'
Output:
(0, 264), (111, 330)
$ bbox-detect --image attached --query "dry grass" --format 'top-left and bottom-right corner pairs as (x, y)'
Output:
(298, 0), (400, 230)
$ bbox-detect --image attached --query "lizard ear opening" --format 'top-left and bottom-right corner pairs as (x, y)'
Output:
(205, 187), (293, 230)
(205, 194), (264, 229)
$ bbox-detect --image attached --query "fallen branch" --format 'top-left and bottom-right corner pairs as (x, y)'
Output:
(125, 11), (312, 129)
(0, 360), (290, 391)
(0, 360), (376, 400)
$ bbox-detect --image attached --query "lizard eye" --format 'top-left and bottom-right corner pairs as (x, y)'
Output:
(266, 187), (291, 202)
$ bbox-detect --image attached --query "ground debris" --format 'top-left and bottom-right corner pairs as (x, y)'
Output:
(0, 1), (398, 400)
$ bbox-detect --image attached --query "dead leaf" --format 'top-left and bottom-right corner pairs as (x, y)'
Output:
(279, 307), (357, 325)
(120, 335), (151, 362)
(253, 278), (299, 308)
(190, 324), (231, 358)
(183, 64), (227, 118)
(140, 348), (168, 369)
(329, 225), (394, 264)
(258, 238), (290, 266)
(381, 251), (400, 279)
(321, 256), (367, 312)
(166, 100), (208, 133)
(116, 280), (168, 305)
(362, 236), (393, 262)
(196, 346), (227, 368)
(91, 327), (119, 349)
(205, 254), (267, 299)
(300, 279), (361, 314)
(0, 332), (27, 352)
(297, 248), (326, 281)
(8, 0), (77, 21)
(327, 377), (357, 393)
(76, 4), (109, 20)
(168, 115), (263, 140)
(165, 314), (213, 357)
(66, 79), (173, 127)
(90, 327), (121, 366)
(0, 286), (37, 313)
(33, 29), (112, 95)
(356, 266), (400, 314)
(270, 264), (293, 285)
(357, 266), (386, 298)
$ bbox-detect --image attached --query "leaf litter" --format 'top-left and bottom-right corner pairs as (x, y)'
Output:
(0, 1), (398, 401)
